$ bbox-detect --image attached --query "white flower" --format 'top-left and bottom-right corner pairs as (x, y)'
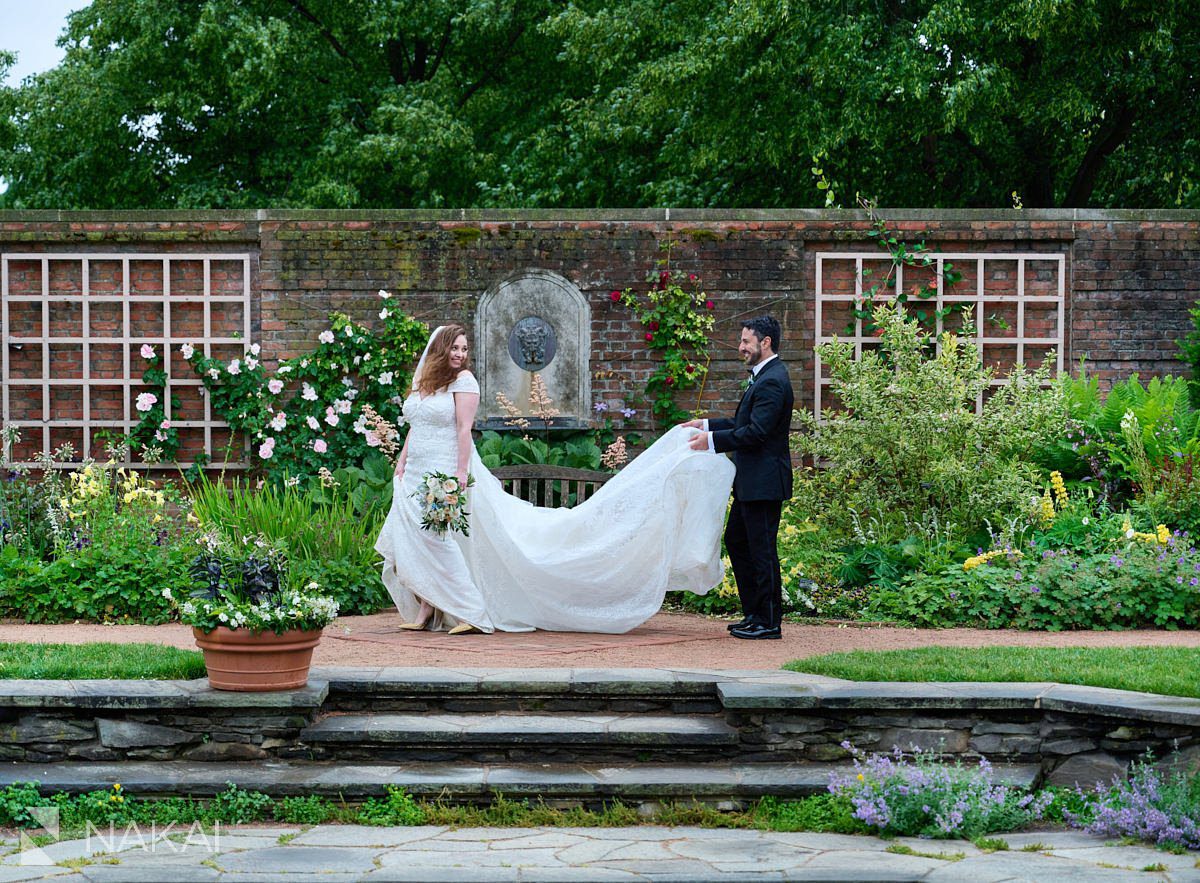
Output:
(1082, 517), (1090, 526)
(278, 365), (292, 375)
(363, 353), (371, 362)
(353, 355), (361, 366)
(306, 415), (321, 431)
(353, 416), (368, 434)
(268, 379), (284, 394)
(378, 289), (391, 300)
(135, 392), (158, 412)
(334, 399), (352, 414)
(364, 430), (381, 448)
(1125, 528), (1135, 539)
(228, 359), (242, 375)
(301, 383), (318, 401)
(379, 308), (391, 320)
(379, 372), (394, 385)
(319, 330), (335, 345)
(342, 376), (354, 387)
(245, 356), (259, 370)
(284, 475), (300, 487)
(140, 344), (156, 360)
(208, 367), (220, 380)
(258, 438), (275, 460)
(300, 359), (310, 368)
(181, 343), (195, 360)
(344, 326), (354, 338)
(325, 410), (339, 426)
(270, 412), (287, 431)
(249, 343), (261, 356)
(344, 388), (358, 400)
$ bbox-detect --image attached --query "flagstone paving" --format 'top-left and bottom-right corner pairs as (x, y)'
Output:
(1, 825), (1196, 881)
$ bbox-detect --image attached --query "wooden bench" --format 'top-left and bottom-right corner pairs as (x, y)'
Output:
(490, 465), (612, 508)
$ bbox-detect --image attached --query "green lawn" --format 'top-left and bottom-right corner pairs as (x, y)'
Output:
(786, 646), (1200, 699)
(0, 642), (206, 680)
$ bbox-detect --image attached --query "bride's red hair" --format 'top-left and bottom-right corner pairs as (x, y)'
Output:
(416, 325), (470, 396)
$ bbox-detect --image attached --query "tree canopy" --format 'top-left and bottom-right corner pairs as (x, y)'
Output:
(0, 0), (1195, 209)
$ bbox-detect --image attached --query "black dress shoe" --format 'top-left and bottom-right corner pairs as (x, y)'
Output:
(726, 617), (751, 632)
(730, 623), (782, 640)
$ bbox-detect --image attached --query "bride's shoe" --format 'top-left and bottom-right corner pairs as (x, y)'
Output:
(447, 622), (482, 635)
(400, 601), (434, 631)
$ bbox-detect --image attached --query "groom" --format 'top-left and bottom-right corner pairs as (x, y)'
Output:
(684, 316), (794, 640)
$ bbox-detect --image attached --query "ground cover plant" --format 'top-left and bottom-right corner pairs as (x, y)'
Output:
(0, 442), (194, 624)
(6, 757), (1194, 854)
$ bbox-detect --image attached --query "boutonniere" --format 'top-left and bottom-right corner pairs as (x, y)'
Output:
(739, 377), (753, 392)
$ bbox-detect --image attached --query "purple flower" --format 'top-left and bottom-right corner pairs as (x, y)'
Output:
(593, 402), (609, 413)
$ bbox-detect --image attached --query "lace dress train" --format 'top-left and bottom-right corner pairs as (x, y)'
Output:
(374, 371), (735, 633)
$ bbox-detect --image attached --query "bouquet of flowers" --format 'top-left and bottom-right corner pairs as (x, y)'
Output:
(413, 471), (474, 537)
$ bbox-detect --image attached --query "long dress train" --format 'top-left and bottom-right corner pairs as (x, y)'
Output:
(374, 371), (735, 633)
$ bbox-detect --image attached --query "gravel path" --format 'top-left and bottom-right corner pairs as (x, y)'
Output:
(3, 611), (1198, 668)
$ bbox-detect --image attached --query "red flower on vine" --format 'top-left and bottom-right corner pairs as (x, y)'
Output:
(665, 376), (675, 386)
(648, 320), (660, 331)
(705, 300), (715, 310)
(685, 365), (695, 375)
(610, 291), (621, 302)
(645, 332), (654, 342)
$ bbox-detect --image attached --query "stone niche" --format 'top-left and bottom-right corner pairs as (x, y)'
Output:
(475, 270), (591, 430)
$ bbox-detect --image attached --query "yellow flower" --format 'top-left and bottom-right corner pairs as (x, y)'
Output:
(1050, 471), (1068, 507)
(856, 773), (864, 781)
(1039, 490), (1055, 526)
(963, 549), (1021, 572)
(1156, 524), (1171, 544)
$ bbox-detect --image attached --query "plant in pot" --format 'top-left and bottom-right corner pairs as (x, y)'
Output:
(164, 532), (340, 691)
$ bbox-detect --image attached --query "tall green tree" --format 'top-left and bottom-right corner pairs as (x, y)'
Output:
(0, 0), (1195, 208)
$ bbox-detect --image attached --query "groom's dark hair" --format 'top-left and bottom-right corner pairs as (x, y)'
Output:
(742, 316), (782, 354)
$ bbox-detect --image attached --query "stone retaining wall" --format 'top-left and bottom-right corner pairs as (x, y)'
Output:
(2, 670), (1197, 788)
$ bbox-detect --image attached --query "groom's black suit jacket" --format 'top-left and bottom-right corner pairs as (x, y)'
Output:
(709, 356), (794, 502)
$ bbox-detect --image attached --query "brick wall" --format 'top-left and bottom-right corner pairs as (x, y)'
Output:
(2, 209), (1197, 452)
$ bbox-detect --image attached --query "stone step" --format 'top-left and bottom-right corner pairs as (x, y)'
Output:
(0, 759), (1042, 802)
(300, 712), (738, 760)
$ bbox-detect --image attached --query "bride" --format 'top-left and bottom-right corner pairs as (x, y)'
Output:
(373, 324), (735, 634)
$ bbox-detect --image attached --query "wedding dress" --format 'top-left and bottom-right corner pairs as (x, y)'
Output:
(373, 371), (735, 633)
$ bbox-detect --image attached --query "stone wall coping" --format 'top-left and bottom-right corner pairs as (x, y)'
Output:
(1, 208), (1198, 224)
(0, 678), (328, 709)
(2, 668), (1198, 726)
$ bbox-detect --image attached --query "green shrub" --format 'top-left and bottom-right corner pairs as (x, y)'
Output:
(476, 431), (602, 470)
(797, 302), (1064, 546)
(2, 541), (186, 624)
(873, 534), (1200, 630)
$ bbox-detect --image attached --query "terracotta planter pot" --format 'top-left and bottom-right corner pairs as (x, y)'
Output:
(192, 625), (322, 692)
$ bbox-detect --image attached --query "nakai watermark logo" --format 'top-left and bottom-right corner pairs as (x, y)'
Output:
(19, 807), (222, 866)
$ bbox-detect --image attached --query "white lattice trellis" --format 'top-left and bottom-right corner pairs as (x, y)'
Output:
(1, 253), (252, 468)
(814, 252), (1066, 415)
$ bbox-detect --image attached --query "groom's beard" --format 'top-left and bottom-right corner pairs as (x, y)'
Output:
(742, 344), (763, 367)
